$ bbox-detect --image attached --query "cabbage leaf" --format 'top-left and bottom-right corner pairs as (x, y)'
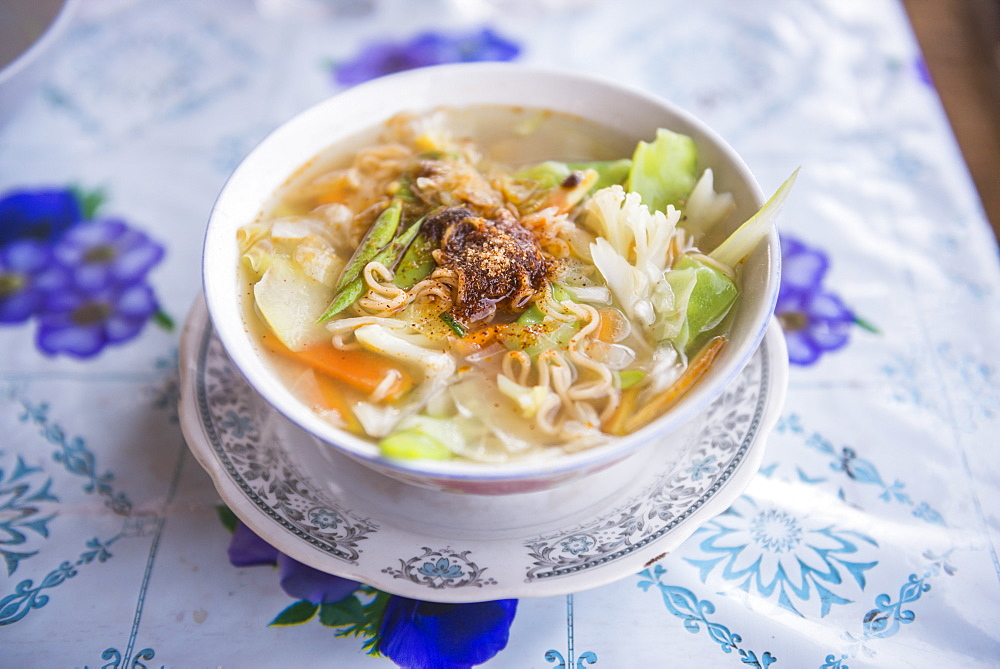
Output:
(253, 256), (333, 351)
(710, 169), (799, 268)
(627, 128), (698, 214)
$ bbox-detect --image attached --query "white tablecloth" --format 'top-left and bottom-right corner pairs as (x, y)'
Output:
(1, 0), (998, 666)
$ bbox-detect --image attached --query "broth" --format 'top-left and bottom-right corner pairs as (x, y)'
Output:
(237, 105), (743, 463)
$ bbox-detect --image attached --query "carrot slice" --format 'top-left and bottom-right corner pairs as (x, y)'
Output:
(312, 372), (361, 432)
(311, 175), (354, 206)
(264, 334), (414, 401)
(465, 324), (499, 347)
(596, 307), (629, 343)
(622, 336), (727, 434)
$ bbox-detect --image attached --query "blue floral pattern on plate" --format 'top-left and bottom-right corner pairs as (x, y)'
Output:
(181, 300), (783, 601)
(523, 346), (769, 581)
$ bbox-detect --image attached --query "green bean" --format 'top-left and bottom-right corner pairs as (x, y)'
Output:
(439, 313), (467, 338)
(333, 199), (402, 292)
(317, 276), (365, 323)
(393, 233), (437, 289)
(317, 216), (426, 323)
(394, 174), (416, 204)
(385, 215), (424, 262)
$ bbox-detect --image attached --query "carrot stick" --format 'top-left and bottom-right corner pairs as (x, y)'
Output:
(264, 334), (414, 401)
(603, 385), (638, 436)
(312, 372), (361, 432)
(622, 336), (727, 434)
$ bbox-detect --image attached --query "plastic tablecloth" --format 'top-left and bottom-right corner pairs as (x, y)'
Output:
(1, 0), (998, 666)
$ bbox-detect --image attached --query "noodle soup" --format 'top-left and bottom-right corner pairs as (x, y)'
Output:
(236, 105), (787, 464)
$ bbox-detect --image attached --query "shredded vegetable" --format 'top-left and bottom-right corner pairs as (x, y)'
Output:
(238, 109), (794, 461)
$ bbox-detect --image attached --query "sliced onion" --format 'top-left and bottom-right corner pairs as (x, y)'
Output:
(566, 286), (611, 305)
(604, 343), (636, 370)
(465, 342), (507, 364)
(587, 340), (636, 370)
(352, 402), (402, 438)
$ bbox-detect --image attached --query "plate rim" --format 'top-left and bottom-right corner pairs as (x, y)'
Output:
(179, 296), (789, 601)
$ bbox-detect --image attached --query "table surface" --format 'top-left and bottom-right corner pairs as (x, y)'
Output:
(1, 0), (998, 667)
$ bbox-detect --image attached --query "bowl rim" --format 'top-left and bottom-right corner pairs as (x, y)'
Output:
(202, 61), (779, 483)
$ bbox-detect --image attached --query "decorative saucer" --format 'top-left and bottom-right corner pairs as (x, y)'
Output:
(179, 297), (788, 602)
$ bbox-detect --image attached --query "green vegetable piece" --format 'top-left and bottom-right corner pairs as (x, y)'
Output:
(710, 169), (799, 268)
(383, 214), (423, 263)
(318, 214), (425, 322)
(567, 159), (632, 191)
(258, 256), (335, 347)
(334, 199), (402, 292)
(516, 304), (546, 326)
(537, 322), (580, 355)
(516, 160), (631, 193)
(317, 274), (366, 322)
(616, 369), (646, 389)
(670, 256), (738, 352)
(517, 283), (572, 326)
(505, 284), (580, 353)
(513, 161), (570, 189)
(394, 174), (416, 203)
(379, 429), (453, 461)
(550, 282), (573, 303)
(628, 128), (698, 214)
(393, 233), (437, 289)
(439, 312), (467, 337)
(499, 318), (581, 357)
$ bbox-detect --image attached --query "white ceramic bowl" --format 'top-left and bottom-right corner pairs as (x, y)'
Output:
(202, 63), (779, 495)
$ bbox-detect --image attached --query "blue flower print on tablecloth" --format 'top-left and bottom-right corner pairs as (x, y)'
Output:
(52, 219), (163, 293)
(333, 28), (520, 86)
(0, 187), (169, 358)
(777, 235), (873, 365)
(0, 241), (67, 324)
(0, 189), (81, 246)
(35, 282), (160, 358)
(222, 509), (518, 669)
(683, 495), (878, 618)
(378, 597), (517, 669)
